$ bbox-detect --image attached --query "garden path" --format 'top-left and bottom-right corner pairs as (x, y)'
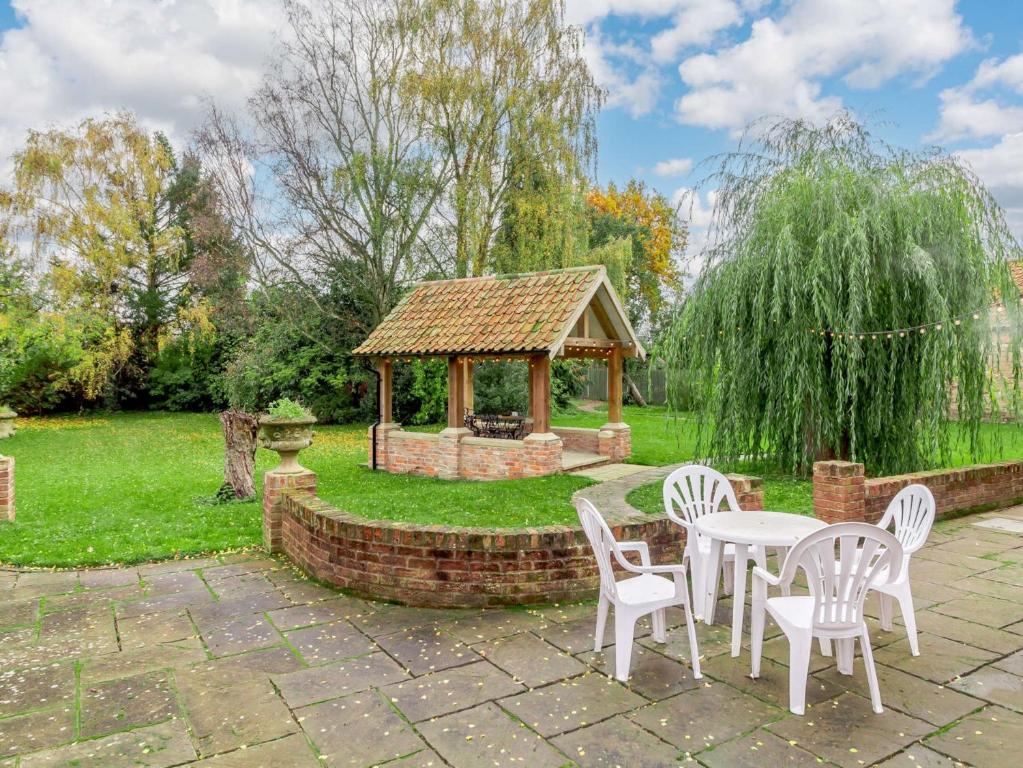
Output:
(2, 507), (1022, 767)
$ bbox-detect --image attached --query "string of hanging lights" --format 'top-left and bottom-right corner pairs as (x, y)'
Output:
(680, 302), (1010, 343)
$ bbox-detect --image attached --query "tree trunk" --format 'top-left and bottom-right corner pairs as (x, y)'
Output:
(624, 373), (647, 407)
(219, 410), (258, 500)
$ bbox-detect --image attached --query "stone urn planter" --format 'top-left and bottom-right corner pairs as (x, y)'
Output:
(259, 414), (316, 474)
(0, 407), (16, 439)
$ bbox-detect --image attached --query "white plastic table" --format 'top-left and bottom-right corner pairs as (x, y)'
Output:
(694, 511), (827, 657)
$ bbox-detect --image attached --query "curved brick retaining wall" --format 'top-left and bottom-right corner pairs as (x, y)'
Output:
(279, 491), (683, 607)
(266, 468), (764, 608)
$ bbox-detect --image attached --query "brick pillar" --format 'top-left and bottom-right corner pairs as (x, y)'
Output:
(437, 427), (471, 479)
(813, 460), (866, 524)
(523, 432), (563, 476)
(0, 456), (13, 521)
(263, 469), (316, 553)
(727, 473), (764, 510)
(598, 425), (631, 462)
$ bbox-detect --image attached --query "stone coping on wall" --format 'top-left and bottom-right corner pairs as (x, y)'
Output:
(274, 469), (764, 607)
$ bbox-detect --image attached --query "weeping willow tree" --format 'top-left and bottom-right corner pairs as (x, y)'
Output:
(662, 115), (1023, 475)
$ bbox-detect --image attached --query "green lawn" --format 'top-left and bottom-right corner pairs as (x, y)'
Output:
(2, 406), (1020, 567)
(0, 412), (591, 567)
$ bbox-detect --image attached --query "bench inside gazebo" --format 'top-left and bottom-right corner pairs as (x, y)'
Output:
(353, 265), (645, 480)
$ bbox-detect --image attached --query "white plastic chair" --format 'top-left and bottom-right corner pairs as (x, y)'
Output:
(575, 498), (702, 683)
(663, 465), (774, 616)
(873, 484), (935, 656)
(751, 522), (904, 715)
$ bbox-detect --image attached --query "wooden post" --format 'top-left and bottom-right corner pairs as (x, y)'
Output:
(463, 358), (474, 414)
(378, 358), (393, 423)
(607, 346), (623, 425)
(447, 356), (465, 428)
(529, 354), (551, 434)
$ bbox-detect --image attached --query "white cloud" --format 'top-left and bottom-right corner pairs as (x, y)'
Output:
(674, 0), (973, 132)
(581, 27), (662, 117)
(652, 157), (693, 177)
(933, 53), (1023, 141)
(0, 0), (282, 176)
(957, 132), (1023, 238)
(672, 186), (719, 275)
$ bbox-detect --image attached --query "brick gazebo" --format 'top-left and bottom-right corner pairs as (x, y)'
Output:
(353, 265), (645, 480)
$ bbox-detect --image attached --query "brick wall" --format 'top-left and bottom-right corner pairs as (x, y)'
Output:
(279, 488), (686, 607)
(552, 426), (600, 453)
(0, 456), (13, 521)
(369, 425), (563, 481)
(728, 473), (765, 512)
(813, 459), (1023, 524)
(263, 469), (317, 553)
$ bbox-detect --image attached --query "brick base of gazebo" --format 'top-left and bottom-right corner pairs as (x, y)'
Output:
(370, 422), (631, 480)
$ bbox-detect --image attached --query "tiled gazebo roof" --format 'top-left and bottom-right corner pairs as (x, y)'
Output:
(353, 265), (641, 358)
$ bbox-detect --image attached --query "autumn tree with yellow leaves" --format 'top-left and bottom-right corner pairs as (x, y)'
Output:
(1, 114), (245, 408)
(586, 180), (686, 330)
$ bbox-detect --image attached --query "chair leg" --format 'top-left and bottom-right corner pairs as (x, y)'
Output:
(614, 613), (637, 682)
(682, 592), (702, 679)
(837, 638), (855, 675)
(594, 594), (609, 652)
(652, 609), (667, 643)
(722, 559), (734, 596)
(687, 550), (705, 621)
(879, 592), (893, 631)
(894, 583), (920, 657)
(819, 637), (832, 657)
(788, 632), (813, 716)
(751, 600), (766, 679)
(860, 627), (883, 714)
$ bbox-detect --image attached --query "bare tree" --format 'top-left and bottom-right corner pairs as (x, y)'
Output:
(196, 0), (447, 332)
(408, 0), (602, 278)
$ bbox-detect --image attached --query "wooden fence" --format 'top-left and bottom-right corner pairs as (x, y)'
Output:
(582, 363), (667, 405)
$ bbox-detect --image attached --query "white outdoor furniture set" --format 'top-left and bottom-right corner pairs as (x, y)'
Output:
(575, 465), (935, 716)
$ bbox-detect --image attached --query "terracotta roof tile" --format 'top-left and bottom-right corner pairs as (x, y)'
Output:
(353, 266), (606, 357)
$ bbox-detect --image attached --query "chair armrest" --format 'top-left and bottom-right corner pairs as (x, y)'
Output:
(618, 541), (651, 567)
(610, 545), (685, 576)
(751, 566), (781, 587)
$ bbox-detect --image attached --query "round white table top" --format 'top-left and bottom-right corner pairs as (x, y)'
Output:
(693, 511), (826, 547)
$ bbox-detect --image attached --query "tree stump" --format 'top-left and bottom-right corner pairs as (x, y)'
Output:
(219, 410), (258, 500)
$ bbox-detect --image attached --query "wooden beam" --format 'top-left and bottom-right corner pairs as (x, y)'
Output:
(447, 356), (464, 428)
(463, 358), (474, 413)
(529, 354), (551, 434)
(378, 358), (393, 423)
(563, 337), (620, 350)
(607, 346), (623, 424)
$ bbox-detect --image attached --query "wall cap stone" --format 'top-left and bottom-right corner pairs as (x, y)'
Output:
(813, 460), (865, 478)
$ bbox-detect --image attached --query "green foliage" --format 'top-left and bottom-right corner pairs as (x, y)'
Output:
(662, 115), (1023, 475)
(266, 397), (312, 419)
(474, 361), (528, 415)
(396, 359), (449, 425)
(221, 289), (371, 423)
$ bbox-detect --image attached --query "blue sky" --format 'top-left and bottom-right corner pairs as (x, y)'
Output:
(2, 0), (1023, 246)
(594, 0), (1023, 187)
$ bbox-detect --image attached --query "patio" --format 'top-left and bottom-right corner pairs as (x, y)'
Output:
(2, 506), (1021, 766)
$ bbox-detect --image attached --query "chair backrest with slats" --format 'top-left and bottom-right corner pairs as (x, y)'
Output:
(662, 465), (741, 533)
(575, 498), (620, 600)
(879, 484), (935, 555)
(779, 523), (903, 632)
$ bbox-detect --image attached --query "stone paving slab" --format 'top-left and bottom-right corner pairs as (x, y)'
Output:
(18, 719), (196, 768)
(2, 517), (1021, 766)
